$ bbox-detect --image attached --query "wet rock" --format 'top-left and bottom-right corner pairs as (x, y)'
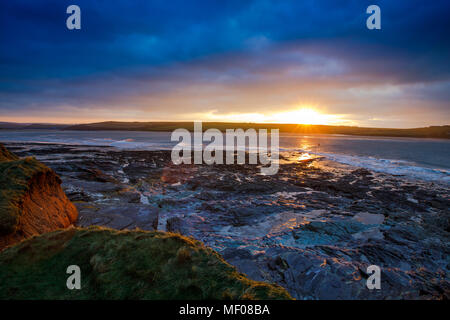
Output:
(67, 179), (124, 194)
(77, 168), (118, 183)
(267, 256), (289, 271)
(77, 204), (159, 231)
(427, 199), (447, 210)
(222, 248), (253, 260)
(227, 207), (264, 227)
(64, 187), (92, 202)
(292, 220), (370, 245)
(221, 248), (264, 281)
(118, 190), (141, 203)
(351, 168), (372, 176)
(352, 227), (384, 241)
(195, 191), (222, 201)
(166, 217), (186, 234)
(352, 212), (385, 225)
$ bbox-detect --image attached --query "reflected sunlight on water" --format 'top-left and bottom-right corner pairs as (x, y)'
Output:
(298, 153), (313, 161)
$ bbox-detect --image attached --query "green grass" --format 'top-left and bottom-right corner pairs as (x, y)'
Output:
(0, 227), (292, 300)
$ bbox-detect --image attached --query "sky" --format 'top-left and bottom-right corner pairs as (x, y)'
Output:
(0, 0), (449, 128)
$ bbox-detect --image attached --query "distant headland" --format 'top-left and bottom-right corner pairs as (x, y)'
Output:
(1, 121), (449, 139)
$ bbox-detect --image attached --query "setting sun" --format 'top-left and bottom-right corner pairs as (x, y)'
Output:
(272, 108), (336, 125)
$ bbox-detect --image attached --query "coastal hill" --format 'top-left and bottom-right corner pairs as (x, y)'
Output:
(0, 227), (291, 299)
(0, 144), (78, 249)
(0, 122), (68, 130)
(1, 121), (449, 139)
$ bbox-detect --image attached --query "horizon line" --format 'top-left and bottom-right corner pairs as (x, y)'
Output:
(1, 120), (449, 131)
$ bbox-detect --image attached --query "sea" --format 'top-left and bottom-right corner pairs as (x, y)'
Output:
(0, 130), (449, 184)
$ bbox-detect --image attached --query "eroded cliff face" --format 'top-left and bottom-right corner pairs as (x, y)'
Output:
(0, 144), (78, 249)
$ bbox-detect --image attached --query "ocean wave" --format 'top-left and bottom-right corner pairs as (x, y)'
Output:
(312, 151), (450, 184)
(109, 139), (172, 150)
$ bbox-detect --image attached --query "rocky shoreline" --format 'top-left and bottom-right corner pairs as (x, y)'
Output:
(2, 141), (449, 299)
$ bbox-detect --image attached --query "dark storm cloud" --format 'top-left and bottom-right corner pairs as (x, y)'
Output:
(0, 0), (449, 125)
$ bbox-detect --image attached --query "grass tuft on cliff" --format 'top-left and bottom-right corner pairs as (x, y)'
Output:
(0, 144), (19, 162)
(0, 226), (292, 300)
(0, 145), (53, 235)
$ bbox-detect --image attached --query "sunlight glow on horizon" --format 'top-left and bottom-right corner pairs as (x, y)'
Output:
(1, 105), (355, 126)
(270, 108), (342, 125)
(200, 107), (349, 125)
